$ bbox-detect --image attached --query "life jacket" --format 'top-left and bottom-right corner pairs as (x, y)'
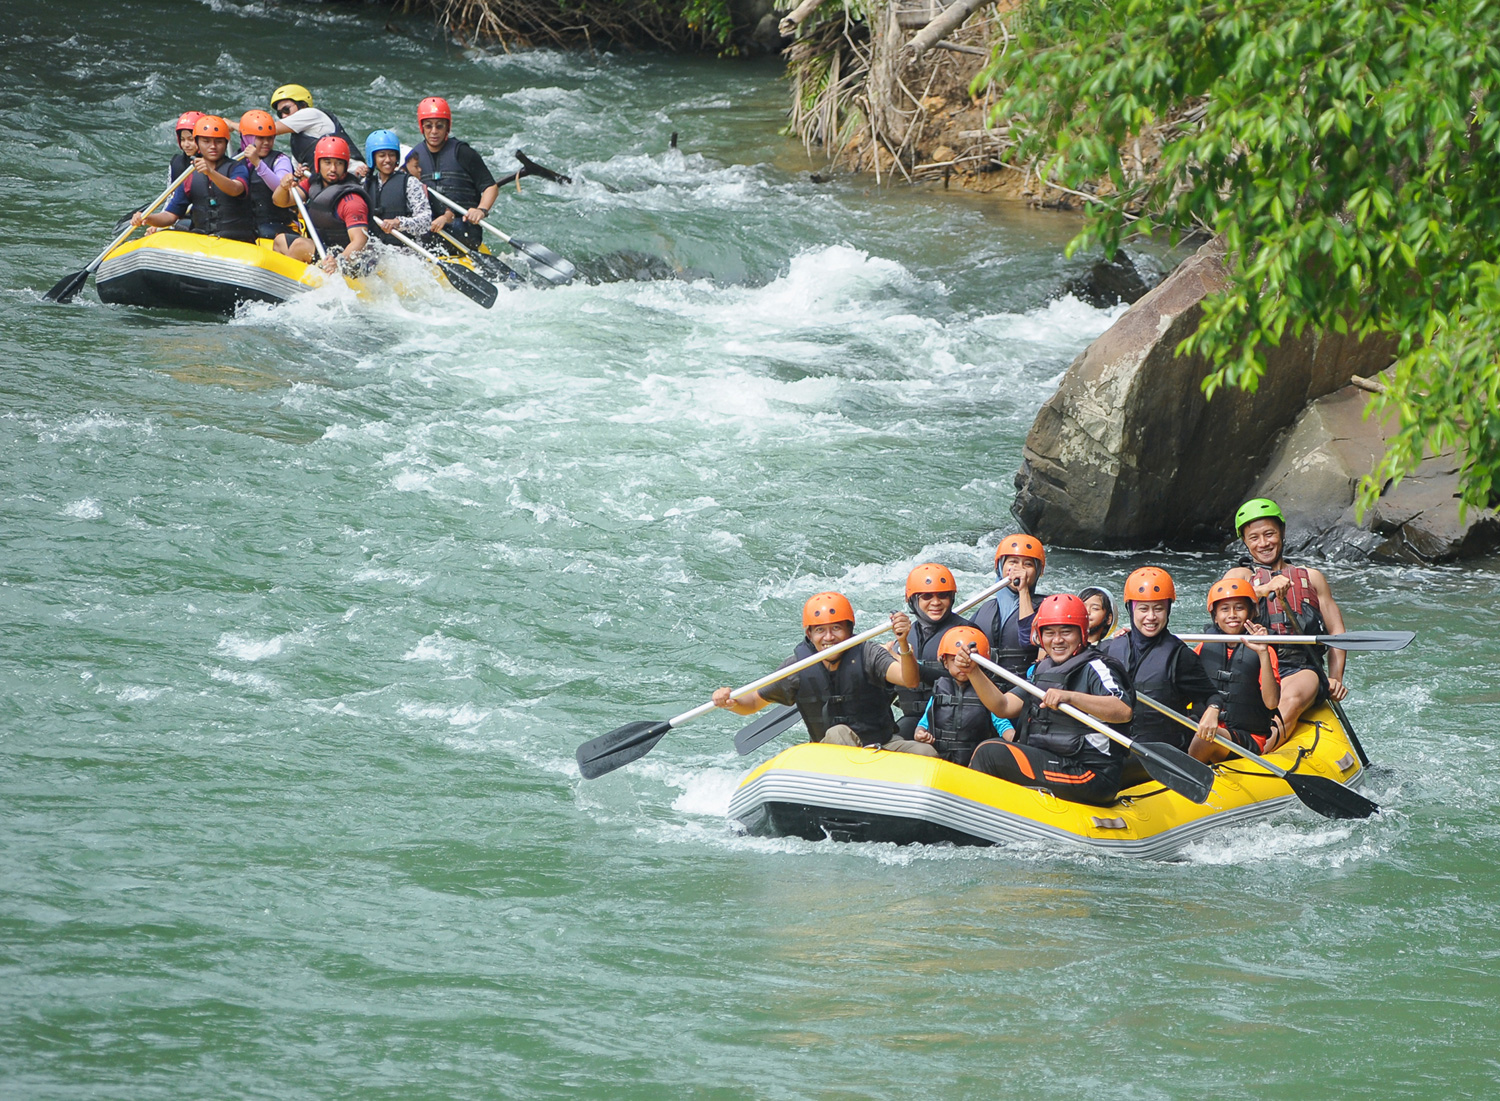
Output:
(363, 171), (412, 243)
(924, 676), (994, 765)
(1194, 628), (1278, 740)
(304, 177), (367, 249)
(246, 153), (296, 235)
(169, 151), (191, 185)
(788, 638), (897, 745)
(1252, 565), (1327, 666)
(894, 609), (975, 718)
(1101, 630), (1197, 749)
(972, 588), (1045, 676)
(1013, 646), (1129, 763)
(186, 162), (255, 242)
(288, 109), (364, 171)
(416, 137), (481, 212)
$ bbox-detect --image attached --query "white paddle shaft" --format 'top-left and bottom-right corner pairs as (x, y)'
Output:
(967, 649), (1138, 754)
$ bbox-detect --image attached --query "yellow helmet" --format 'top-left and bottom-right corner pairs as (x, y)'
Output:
(270, 83), (314, 109)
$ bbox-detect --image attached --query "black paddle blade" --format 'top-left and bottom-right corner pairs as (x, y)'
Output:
(1134, 741), (1216, 804)
(576, 719), (673, 780)
(512, 238), (576, 285)
(44, 268), (90, 304)
(1320, 630), (1416, 651)
(734, 704), (802, 756)
(468, 249), (521, 283)
(515, 150), (573, 185)
(1283, 772), (1380, 819)
(437, 260), (498, 309)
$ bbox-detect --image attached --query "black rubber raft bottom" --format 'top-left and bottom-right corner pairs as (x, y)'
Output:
(735, 802), (990, 846)
(98, 270), (283, 315)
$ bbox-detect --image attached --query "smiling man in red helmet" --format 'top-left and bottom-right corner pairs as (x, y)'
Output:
(412, 96), (499, 251)
(711, 591), (937, 756)
(956, 593), (1134, 806)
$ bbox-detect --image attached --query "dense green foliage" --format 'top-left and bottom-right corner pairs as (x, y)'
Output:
(981, 0), (1500, 513)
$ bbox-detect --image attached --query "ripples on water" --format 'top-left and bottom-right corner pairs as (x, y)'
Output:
(3, 0), (1499, 1096)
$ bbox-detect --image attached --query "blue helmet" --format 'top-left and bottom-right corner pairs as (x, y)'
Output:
(364, 129), (401, 163)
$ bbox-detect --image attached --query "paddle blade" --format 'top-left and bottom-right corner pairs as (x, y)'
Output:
(437, 260), (499, 309)
(1134, 742), (1216, 804)
(1283, 772), (1380, 819)
(515, 151), (573, 185)
(469, 250), (520, 283)
(734, 705), (802, 756)
(576, 719), (672, 779)
(1320, 630), (1416, 651)
(512, 238), (576, 285)
(44, 268), (90, 304)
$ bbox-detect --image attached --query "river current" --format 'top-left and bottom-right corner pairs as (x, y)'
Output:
(3, 1), (1499, 1097)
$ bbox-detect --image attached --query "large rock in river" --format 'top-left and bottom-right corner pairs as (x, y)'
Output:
(1012, 238), (1396, 547)
(1249, 381), (1500, 562)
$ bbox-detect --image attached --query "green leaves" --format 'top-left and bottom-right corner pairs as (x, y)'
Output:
(979, 0), (1500, 513)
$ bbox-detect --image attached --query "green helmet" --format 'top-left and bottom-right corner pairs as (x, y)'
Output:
(1235, 497), (1286, 537)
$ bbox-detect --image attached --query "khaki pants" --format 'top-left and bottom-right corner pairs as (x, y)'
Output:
(822, 724), (938, 757)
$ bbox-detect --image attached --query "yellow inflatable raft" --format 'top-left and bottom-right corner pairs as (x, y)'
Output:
(95, 230), (326, 313)
(727, 703), (1366, 859)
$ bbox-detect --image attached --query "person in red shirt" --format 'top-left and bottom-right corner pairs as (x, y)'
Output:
(270, 135), (371, 274)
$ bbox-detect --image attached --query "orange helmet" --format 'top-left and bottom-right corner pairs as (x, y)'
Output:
(175, 110), (204, 134)
(313, 135), (351, 164)
(239, 109), (277, 138)
(994, 533), (1046, 577)
(802, 591), (855, 631)
(1030, 593), (1088, 644)
(937, 625), (990, 660)
(1123, 566), (1176, 603)
(1206, 577), (1258, 613)
(417, 96), (452, 124)
(905, 563), (957, 600)
(193, 115), (231, 139)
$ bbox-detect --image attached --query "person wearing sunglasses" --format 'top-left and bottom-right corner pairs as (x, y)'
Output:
(268, 82), (366, 177)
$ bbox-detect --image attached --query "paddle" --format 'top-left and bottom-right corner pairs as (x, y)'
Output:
(46, 154), (244, 304)
(425, 185), (576, 286)
(1135, 692), (1378, 820)
(431, 226), (519, 283)
(514, 150), (573, 185)
(1175, 630), (1415, 651)
(387, 228), (498, 309)
(287, 183), (327, 262)
(967, 651), (1216, 804)
(733, 577), (1013, 756)
(1328, 696), (1371, 768)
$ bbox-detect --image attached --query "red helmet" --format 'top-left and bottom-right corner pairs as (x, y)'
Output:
(417, 96), (452, 124)
(1206, 577), (1258, 613)
(802, 591), (855, 631)
(937, 625), (990, 660)
(1123, 566), (1176, 603)
(239, 109), (277, 138)
(193, 115), (231, 139)
(905, 563), (957, 600)
(175, 110), (204, 134)
(994, 533), (1046, 577)
(1030, 593), (1089, 645)
(313, 135), (351, 165)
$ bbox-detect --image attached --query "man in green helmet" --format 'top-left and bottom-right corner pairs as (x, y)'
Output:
(1226, 498), (1348, 748)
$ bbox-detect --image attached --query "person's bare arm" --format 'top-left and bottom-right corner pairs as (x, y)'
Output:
(1307, 567), (1347, 694)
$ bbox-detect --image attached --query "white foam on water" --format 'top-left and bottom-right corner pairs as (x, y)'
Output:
(62, 498), (103, 520)
(209, 667), (275, 691)
(398, 701), (491, 727)
(37, 414), (151, 443)
(216, 632), (284, 661)
(114, 685), (169, 703)
(1177, 818), (1389, 867)
(402, 633), (459, 665)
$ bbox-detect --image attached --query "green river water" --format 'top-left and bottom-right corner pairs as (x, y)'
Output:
(4, 1), (1500, 1096)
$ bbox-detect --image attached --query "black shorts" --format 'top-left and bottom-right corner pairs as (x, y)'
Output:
(969, 739), (1121, 807)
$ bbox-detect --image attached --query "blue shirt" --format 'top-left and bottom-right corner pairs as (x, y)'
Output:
(163, 161), (251, 217)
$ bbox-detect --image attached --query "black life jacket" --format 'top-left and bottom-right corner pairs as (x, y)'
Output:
(972, 588), (1045, 676)
(894, 609), (975, 718)
(788, 638), (897, 745)
(924, 676), (995, 765)
(1101, 630), (1198, 749)
(1252, 564), (1327, 667)
(169, 151), (191, 185)
(186, 162), (255, 242)
(246, 154), (296, 235)
(288, 109), (364, 172)
(416, 137), (481, 212)
(304, 177), (367, 249)
(363, 171), (412, 243)
(1195, 628), (1277, 739)
(1014, 647), (1130, 763)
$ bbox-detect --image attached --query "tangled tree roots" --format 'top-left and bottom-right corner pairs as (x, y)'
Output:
(403, 0), (725, 51)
